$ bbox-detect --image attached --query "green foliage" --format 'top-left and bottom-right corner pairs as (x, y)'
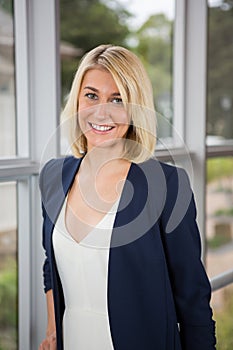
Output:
(60, 1), (173, 131)
(0, 259), (17, 349)
(214, 207), (233, 216)
(0, 0), (13, 14)
(207, 157), (233, 182)
(60, 0), (131, 51)
(214, 287), (233, 350)
(134, 13), (173, 113)
(0, 259), (17, 328)
(136, 14), (172, 71)
(61, 59), (79, 102)
(0, 330), (17, 350)
(207, 234), (231, 249)
(60, 0), (132, 99)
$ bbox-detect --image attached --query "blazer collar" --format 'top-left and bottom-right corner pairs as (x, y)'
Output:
(42, 156), (82, 228)
(61, 156), (83, 196)
(46, 156), (166, 248)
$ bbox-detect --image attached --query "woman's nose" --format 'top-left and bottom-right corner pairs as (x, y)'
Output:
(94, 102), (111, 120)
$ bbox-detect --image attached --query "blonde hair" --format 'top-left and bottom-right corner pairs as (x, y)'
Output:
(62, 44), (157, 163)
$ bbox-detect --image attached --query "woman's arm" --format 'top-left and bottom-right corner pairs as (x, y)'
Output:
(39, 290), (56, 350)
(39, 163), (56, 349)
(160, 166), (216, 349)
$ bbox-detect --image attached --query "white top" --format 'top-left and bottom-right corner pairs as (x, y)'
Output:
(53, 197), (118, 350)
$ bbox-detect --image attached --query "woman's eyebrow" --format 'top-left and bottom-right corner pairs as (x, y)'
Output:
(84, 86), (98, 92)
(84, 86), (121, 96)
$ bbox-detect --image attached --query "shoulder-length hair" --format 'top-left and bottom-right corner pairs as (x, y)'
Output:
(62, 44), (157, 163)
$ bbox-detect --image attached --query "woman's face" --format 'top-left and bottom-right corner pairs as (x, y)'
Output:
(78, 68), (129, 151)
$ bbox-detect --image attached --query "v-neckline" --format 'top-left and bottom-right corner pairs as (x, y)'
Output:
(61, 162), (134, 246)
(63, 196), (120, 246)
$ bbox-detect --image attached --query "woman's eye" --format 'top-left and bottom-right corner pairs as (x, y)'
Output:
(85, 93), (98, 100)
(112, 97), (123, 104)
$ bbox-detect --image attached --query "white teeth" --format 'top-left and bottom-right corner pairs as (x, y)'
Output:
(91, 123), (113, 131)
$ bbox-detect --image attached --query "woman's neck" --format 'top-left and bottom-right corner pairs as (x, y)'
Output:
(81, 144), (129, 177)
(76, 144), (131, 208)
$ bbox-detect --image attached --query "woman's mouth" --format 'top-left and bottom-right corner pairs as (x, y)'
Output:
(88, 122), (115, 132)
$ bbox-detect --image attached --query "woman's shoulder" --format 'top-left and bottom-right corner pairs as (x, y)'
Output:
(39, 155), (81, 196)
(140, 157), (188, 182)
(40, 156), (69, 180)
(140, 158), (193, 205)
(40, 155), (80, 173)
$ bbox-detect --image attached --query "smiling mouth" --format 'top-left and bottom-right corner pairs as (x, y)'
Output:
(88, 122), (115, 132)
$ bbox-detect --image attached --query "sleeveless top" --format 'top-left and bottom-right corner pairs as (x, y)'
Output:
(52, 197), (118, 350)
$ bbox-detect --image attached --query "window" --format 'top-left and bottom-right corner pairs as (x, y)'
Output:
(206, 156), (233, 345)
(0, 182), (18, 349)
(0, 1), (16, 157)
(59, 0), (176, 153)
(212, 284), (233, 349)
(206, 1), (233, 347)
(0, 1), (40, 348)
(207, 0), (233, 145)
(206, 1), (233, 277)
(206, 157), (233, 277)
(0, 2), (18, 348)
(0, 1), (230, 348)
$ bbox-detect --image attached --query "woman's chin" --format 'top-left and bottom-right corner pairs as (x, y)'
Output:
(87, 138), (125, 152)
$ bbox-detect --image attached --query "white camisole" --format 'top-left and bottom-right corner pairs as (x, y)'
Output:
(52, 197), (118, 350)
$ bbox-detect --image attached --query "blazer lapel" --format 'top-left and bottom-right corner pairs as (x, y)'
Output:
(110, 162), (148, 248)
(43, 156), (82, 241)
(44, 156), (166, 246)
(110, 159), (166, 248)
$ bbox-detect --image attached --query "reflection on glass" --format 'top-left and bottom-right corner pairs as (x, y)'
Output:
(212, 284), (233, 350)
(207, 0), (233, 144)
(0, 1), (16, 157)
(206, 157), (233, 278)
(0, 182), (18, 350)
(206, 157), (233, 349)
(59, 0), (175, 154)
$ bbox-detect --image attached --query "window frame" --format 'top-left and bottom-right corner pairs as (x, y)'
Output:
(0, 0), (232, 348)
(0, 0), (60, 348)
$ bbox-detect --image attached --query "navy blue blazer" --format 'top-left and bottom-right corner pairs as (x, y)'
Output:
(39, 156), (216, 350)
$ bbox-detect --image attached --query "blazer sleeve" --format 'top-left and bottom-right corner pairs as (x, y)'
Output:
(41, 203), (52, 293)
(160, 166), (216, 350)
(39, 160), (54, 293)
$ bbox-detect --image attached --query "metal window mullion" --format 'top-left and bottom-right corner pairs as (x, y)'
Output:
(27, 0), (60, 163)
(14, 0), (30, 158)
(207, 145), (233, 158)
(26, 0), (61, 348)
(211, 269), (233, 292)
(0, 162), (39, 180)
(183, 0), (208, 260)
(17, 179), (31, 350)
(173, 0), (186, 146)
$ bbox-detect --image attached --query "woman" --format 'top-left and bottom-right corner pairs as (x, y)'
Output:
(39, 44), (216, 350)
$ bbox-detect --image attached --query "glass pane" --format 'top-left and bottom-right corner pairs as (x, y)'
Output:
(212, 284), (233, 350)
(0, 182), (18, 349)
(206, 157), (233, 278)
(59, 0), (175, 154)
(207, 1), (233, 145)
(0, 1), (16, 157)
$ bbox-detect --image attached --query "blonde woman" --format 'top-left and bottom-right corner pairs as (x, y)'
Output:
(39, 44), (216, 350)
